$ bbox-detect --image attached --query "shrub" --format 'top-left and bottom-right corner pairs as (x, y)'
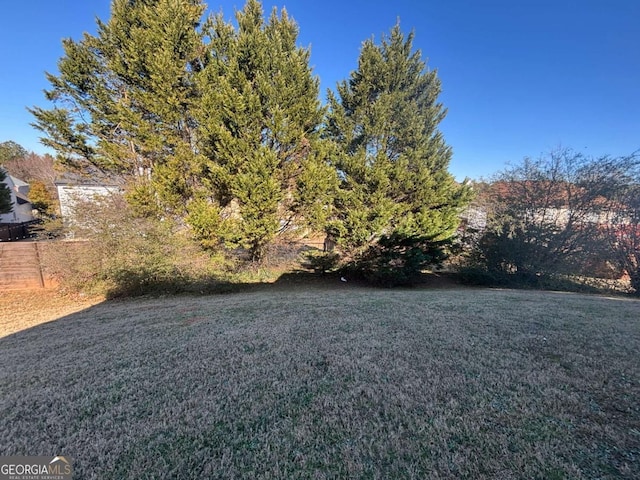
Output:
(457, 265), (508, 287)
(28, 180), (56, 215)
(301, 250), (340, 274)
(40, 240), (104, 295)
(39, 193), (230, 298)
(467, 149), (640, 295)
(344, 233), (450, 287)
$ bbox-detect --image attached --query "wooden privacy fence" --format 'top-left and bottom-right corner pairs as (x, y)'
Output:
(0, 221), (39, 242)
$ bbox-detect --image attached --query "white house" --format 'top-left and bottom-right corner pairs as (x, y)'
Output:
(0, 170), (33, 224)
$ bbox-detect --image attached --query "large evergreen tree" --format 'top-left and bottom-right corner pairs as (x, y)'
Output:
(192, 0), (335, 259)
(30, 0), (333, 260)
(326, 25), (470, 258)
(29, 0), (206, 211)
(0, 168), (13, 215)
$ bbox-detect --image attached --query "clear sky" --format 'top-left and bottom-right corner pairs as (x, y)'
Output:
(0, 0), (638, 180)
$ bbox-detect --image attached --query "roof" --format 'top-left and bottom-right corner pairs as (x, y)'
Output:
(55, 183), (122, 188)
(15, 191), (30, 203)
(54, 170), (123, 187)
(8, 175), (28, 188)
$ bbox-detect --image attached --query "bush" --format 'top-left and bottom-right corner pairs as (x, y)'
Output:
(39, 193), (230, 298)
(344, 233), (450, 287)
(40, 240), (105, 294)
(301, 250), (340, 274)
(467, 149), (640, 295)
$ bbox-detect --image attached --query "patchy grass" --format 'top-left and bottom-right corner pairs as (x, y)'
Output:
(1, 287), (639, 479)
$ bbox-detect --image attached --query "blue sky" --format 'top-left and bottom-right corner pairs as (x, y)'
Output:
(0, 1), (638, 181)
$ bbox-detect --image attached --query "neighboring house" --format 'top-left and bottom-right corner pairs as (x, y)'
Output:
(56, 183), (122, 223)
(458, 205), (488, 232)
(483, 180), (615, 228)
(0, 171), (33, 224)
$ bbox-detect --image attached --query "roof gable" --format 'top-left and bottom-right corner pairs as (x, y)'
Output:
(9, 175), (28, 187)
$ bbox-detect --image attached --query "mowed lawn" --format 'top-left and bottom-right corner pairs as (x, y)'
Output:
(1, 286), (639, 479)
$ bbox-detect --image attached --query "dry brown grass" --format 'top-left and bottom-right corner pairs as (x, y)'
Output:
(1, 286), (639, 479)
(0, 290), (102, 338)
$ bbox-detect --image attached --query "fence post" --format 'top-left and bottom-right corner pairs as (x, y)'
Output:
(34, 242), (45, 288)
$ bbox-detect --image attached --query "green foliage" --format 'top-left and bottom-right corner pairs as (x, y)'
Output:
(293, 143), (340, 232)
(32, 0), (332, 262)
(0, 168), (13, 215)
(193, 0), (332, 260)
(185, 197), (223, 250)
(124, 181), (162, 218)
(302, 250), (340, 274)
(29, 0), (205, 193)
(326, 23), (471, 260)
(344, 233), (450, 287)
(0, 141), (27, 165)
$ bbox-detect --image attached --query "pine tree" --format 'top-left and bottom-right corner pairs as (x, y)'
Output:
(327, 24), (471, 254)
(193, 0), (334, 260)
(29, 0), (206, 212)
(32, 0), (333, 260)
(0, 168), (13, 215)
(326, 24), (471, 284)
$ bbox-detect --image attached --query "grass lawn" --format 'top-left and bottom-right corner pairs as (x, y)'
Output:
(1, 285), (639, 479)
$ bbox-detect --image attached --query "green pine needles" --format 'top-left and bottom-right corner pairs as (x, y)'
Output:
(326, 24), (471, 281)
(31, 1), (470, 269)
(0, 168), (13, 215)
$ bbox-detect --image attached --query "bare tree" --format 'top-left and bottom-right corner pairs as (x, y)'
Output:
(592, 155), (640, 293)
(476, 149), (639, 285)
(3, 152), (57, 187)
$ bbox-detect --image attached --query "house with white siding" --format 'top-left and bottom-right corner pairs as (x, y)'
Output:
(0, 170), (33, 224)
(55, 182), (122, 223)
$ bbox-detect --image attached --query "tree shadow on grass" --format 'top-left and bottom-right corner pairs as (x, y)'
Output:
(100, 267), (468, 299)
